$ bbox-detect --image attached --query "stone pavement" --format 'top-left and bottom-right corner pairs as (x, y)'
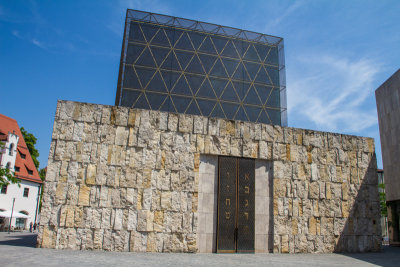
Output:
(1, 232), (399, 267)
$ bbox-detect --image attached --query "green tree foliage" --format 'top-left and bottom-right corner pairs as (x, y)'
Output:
(39, 168), (46, 181)
(379, 183), (387, 217)
(20, 127), (40, 169)
(0, 141), (20, 187)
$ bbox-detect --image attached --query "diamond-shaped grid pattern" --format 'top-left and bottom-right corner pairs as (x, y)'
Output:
(119, 19), (284, 125)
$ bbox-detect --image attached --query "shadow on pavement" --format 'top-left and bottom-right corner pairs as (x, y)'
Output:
(0, 233), (37, 248)
(339, 245), (400, 267)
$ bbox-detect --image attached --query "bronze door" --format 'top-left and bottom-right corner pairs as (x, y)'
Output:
(217, 156), (255, 253)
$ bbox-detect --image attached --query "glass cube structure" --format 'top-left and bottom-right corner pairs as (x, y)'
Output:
(115, 9), (287, 126)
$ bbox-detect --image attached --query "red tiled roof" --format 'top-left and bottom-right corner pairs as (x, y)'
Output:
(0, 114), (42, 184)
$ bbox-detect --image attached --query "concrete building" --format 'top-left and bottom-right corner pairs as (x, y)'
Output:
(0, 114), (43, 231)
(37, 10), (381, 253)
(376, 69), (400, 246)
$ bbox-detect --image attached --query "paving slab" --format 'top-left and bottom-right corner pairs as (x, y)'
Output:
(1, 232), (399, 267)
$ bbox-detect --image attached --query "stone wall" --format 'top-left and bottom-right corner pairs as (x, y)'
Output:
(37, 100), (381, 253)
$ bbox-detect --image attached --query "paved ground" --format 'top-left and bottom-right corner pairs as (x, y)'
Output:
(1, 232), (399, 267)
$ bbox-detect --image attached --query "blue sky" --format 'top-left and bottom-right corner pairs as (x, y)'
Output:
(1, 0), (399, 169)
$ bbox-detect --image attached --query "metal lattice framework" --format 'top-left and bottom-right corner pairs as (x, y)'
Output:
(116, 9), (287, 126)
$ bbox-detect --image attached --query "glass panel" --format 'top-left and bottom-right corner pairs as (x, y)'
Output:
(160, 96), (176, 112)
(123, 66), (141, 89)
(198, 54), (217, 74)
(220, 102), (239, 119)
(220, 82), (239, 102)
(135, 67), (155, 88)
(171, 75), (192, 96)
(243, 85), (262, 105)
(161, 51), (181, 71)
(171, 95), (191, 113)
(210, 78), (228, 98)
(258, 109), (271, 124)
(186, 74), (204, 94)
(164, 28), (182, 46)
(211, 102), (226, 119)
(140, 23), (159, 42)
(254, 44), (269, 62)
(198, 36), (217, 54)
(211, 36), (228, 54)
(232, 62), (249, 81)
(185, 54), (205, 74)
(129, 22), (146, 43)
(254, 66), (271, 85)
(265, 47), (279, 65)
(186, 100), (201, 115)
(160, 71), (181, 92)
(121, 89), (141, 107)
(175, 50), (194, 70)
(221, 40), (239, 58)
(209, 58), (228, 78)
(235, 105), (248, 121)
(146, 71), (168, 93)
(175, 32), (194, 51)
(135, 47), (156, 67)
(265, 66), (279, 85)
(266, 89), (280, 108)
(146, 92), (167, 110)
(232, 81), (249, 101)
(232, 39), (249, 58)
(196, 78), (216, 98)
(188, 31), (205, 50)
(243, 45), (260, 62)
(243, 61), (261, 81)
(126, 44), (145, 64)
(221, 58), (239, 78)
(254, 84), (273, 105)
(150, 29), (170, 47)
(134, 93), (151, 109)
(150, 47), (170, 67)
(197, 99), (216, 116)
(244, 105), (262, 122)
(266, 108), (281, 125)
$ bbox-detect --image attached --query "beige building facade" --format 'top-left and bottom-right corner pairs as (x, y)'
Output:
(37, 100), (381, 253)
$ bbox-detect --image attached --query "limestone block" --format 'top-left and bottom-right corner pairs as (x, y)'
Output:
(137, 210), (154, 232)
(261, 124), (274, 141)
(208, 118), (220, 136)
(161, 191), (172, 210)
(142, 188), (152, 210)
(115, 126), (129, 146)
(281, 235), (289, 253)
(86, 164), (97, 185)
(309, 182), (319, 199)
(168, 113), (178, 132)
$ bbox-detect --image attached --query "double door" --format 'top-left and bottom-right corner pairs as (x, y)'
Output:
(217, 156), (255, 253)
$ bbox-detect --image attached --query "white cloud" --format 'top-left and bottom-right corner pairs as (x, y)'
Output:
(265, 1), (303, 31)
(287, 55), (380, 133)
(12, 30), (47, 49)
(32, 38), (46, 49)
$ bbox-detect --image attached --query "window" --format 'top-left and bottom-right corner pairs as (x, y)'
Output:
(26, 166), (33, 175)
(15, 218), (26, 229)
(1, 185), (7, 194)
(19, 150), (26, 159)
(6, 162), (11, 170)
(15, 166), (20, 172)
(8, 143), (13, 156)
(23, 188), (29, 197)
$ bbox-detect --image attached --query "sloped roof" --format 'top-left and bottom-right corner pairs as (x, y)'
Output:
(0, 114), (42, 184)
